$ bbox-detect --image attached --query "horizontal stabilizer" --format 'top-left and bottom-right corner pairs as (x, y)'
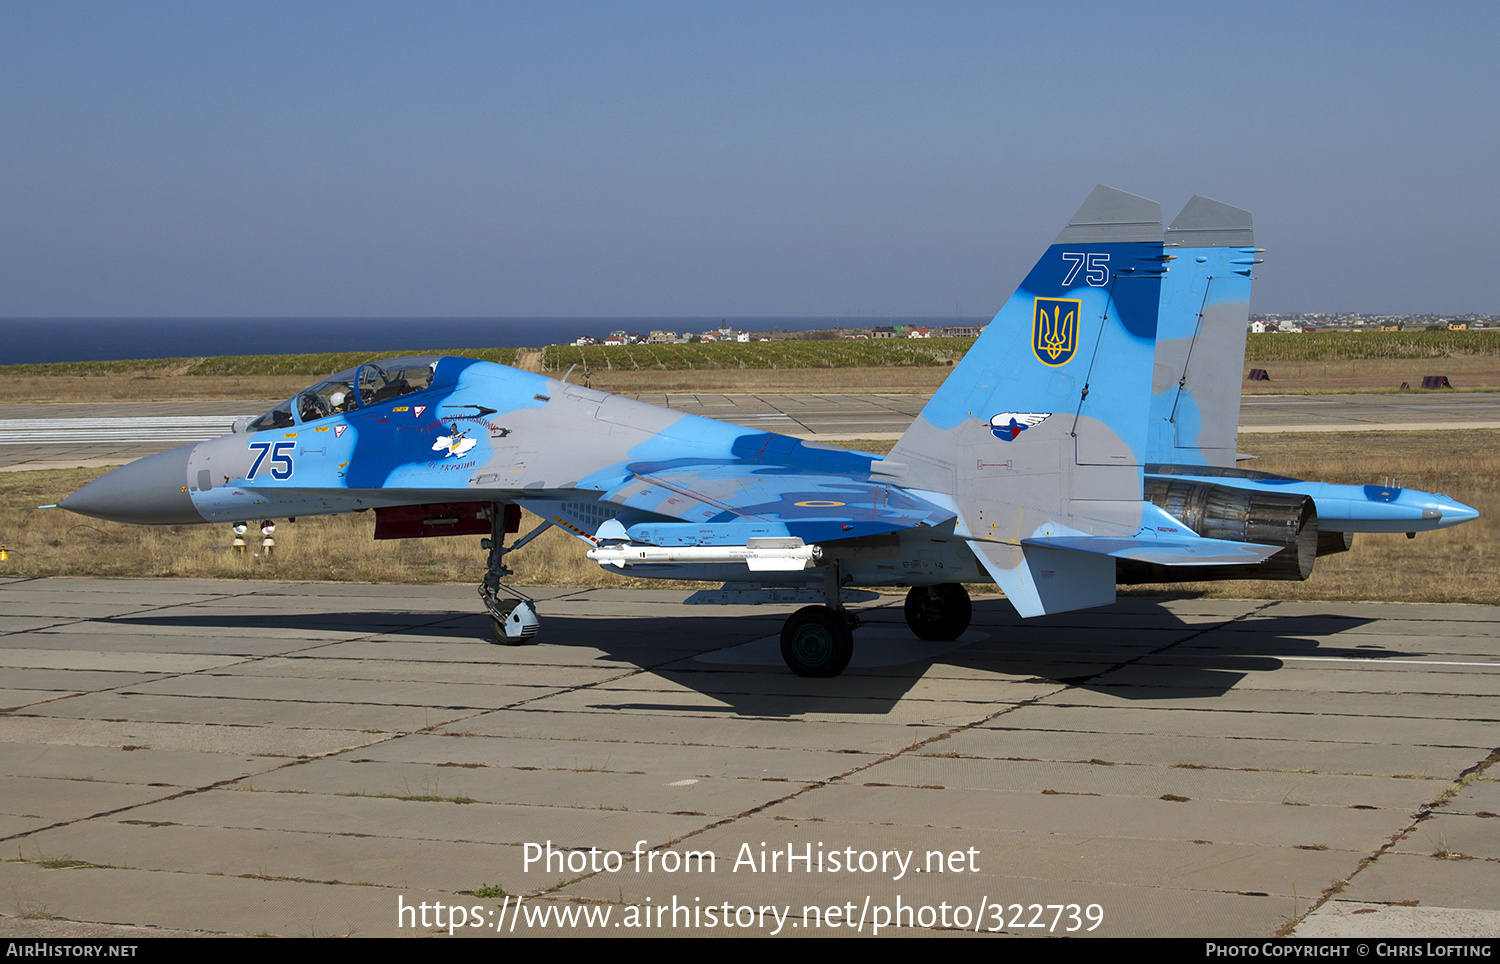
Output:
(967, 540), (1117, 618)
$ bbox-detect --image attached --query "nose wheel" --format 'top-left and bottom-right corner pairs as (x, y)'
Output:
(482, 588), (540, 645)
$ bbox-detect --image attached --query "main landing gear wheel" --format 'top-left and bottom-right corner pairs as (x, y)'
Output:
(904, 584), (972, 641)
(780, 606), (854, 678)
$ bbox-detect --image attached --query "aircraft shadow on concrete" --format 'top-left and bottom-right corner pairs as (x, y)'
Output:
(104, 596), (1387, 718)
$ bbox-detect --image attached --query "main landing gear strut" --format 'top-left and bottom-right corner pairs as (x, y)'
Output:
(480, 504), (545, 645)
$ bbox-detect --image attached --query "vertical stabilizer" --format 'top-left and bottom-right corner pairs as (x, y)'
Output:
(1148, 196), (1256, 467)
(881, 186), (1167, 615)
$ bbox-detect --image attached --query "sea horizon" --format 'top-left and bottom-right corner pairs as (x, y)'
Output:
(0, 316), (985, 365)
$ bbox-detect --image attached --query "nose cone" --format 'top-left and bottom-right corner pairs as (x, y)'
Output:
(1430, 493), (1480, 528)
(61, 444), (205, 524)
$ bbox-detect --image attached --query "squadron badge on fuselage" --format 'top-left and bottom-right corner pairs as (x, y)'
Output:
(432, 424), (477, 459)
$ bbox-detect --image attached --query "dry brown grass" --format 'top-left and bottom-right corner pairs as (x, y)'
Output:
(575, 366), (956, 394)
(0, 469), (678, 588)
(0, 373), (311, 405)
(0, 366), (957, 403)
(18, 368), (959, 403)
(2, 431), (1492, 606)
(6, 354), (1491, 403)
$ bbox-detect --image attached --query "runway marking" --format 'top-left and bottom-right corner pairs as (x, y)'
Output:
(0, 416), (249, 445)
(1245, 655), (1498, 668)
(1242, 421), (1500, 433)
(1022, 651), (1499, 668)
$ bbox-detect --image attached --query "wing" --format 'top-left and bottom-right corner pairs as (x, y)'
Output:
(596, 456), (955, 546)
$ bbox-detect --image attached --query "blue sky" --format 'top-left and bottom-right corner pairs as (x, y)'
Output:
(3, 1), (1496, 317)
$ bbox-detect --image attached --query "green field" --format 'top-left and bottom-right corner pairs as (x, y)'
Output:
(4, 329), (1498, 379)
(0, 347), (523, 379)
(539, 338), (969, 371)
(1244, 329), (1500, 362)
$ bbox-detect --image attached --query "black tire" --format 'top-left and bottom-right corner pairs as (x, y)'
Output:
(780, 606), (854, 678)
(903, 584), (972, 641)
(489, 612), (513, 645)
(489, 609), (536, 646)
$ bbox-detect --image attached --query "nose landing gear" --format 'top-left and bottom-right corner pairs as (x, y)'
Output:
(480, 581), (540, 644)
(480, 504), (550, 646)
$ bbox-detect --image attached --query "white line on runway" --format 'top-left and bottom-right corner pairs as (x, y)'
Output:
(1133, 654), (1498, 668)
(1242, 421), (1500, 433)
(1250, 656), (1498, 668)
(1002, 649), (1498, 668)
(0, 416), (250, 445)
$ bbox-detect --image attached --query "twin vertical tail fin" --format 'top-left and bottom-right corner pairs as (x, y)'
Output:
(886, 185), (1167, 493)
(882, 186), (1279, 616)
(1148, 196), (1257, 467)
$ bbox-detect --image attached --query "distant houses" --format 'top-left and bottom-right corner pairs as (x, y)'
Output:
(1249, 313), (1500, 333)
(575, 326), (756, 346)
(571, 323), (987, 346)
(840, 324), (981, 340)
(568, 315), (1500, 348)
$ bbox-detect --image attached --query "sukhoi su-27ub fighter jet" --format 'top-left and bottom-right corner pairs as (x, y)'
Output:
(62, 186), (1477, 677)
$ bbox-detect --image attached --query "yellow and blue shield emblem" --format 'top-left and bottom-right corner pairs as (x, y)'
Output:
(1032, 297), (1079, 367)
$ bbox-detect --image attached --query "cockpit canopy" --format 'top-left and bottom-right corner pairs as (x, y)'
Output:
(246, 356), (445, 432)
